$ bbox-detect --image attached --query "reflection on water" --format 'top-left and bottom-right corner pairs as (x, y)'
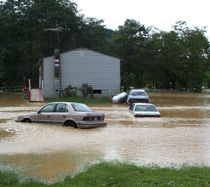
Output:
(3, 152), (93, 182)
(1, 92), (210, 182)
(0, 93), (28, 107)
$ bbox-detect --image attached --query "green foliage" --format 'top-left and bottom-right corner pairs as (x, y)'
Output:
(113, 19), (210, 91)
(0, 170), (46, 186)
(121, 72), (136, 91)
(80, 83), (93, 98)
(1, 163), (210, 186)
(61, 162), (210, 186)
(0, 171), (19, 186)
(112, 19), (149, 88)
(0, 0), (209, 91)
(64, 85), (78, 97)
(171, 21), (210, 91)
(0, 0), (108, 87)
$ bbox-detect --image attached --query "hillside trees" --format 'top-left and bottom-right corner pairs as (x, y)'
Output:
(147, 30), (183, 90)
(174, 22), (209, 90)
(112, 19), (150, 90)
(113, 20), (209, 91)
(153, 21), (210, 91)
(0, 0), (24, 87)
(0, 0), (110, 87)
(0, 0), (209, 91)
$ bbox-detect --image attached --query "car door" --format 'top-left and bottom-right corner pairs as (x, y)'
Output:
(51, 103), (69, 123)
(34, 103), (56, 123)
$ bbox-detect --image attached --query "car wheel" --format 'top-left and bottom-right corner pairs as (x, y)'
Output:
(64, 121), (77, 128)
(24, 119), (31, 123)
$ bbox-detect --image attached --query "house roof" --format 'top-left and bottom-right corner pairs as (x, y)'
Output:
(62, 47), (122, 60)
(37, 47), (122, 67)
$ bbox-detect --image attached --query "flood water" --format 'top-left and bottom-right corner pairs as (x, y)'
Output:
(1, 92), (210, 182)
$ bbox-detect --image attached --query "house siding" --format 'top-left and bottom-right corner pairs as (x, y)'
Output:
(41, 48), (121, 98)
(43, 56), (55, 98)
(60, 48), (120, 96)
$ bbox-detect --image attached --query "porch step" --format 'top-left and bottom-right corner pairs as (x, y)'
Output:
(30, 89), (44, 102)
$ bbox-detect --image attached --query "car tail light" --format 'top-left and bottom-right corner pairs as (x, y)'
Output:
(142, 99), (149, 103)
(129, 99), (135, 103)
(134, 114), (141, 117)
(83, 117), (90, 121)
(156, 115), (161, 117)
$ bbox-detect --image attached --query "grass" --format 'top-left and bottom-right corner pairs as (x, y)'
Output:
(1, 162), (210, 186)
(45, 96), (111, 105)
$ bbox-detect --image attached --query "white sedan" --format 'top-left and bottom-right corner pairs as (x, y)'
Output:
(16, 102), (107, 129)
(129, 103), (161, 117)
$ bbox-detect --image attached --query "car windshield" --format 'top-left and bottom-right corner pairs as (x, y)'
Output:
(135, 105), (157, 112)
(72, 103), (93, 112)
(130, 91), (147, 96)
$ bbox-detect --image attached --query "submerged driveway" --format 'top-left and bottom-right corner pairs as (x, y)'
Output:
(1, 92), (210, 182)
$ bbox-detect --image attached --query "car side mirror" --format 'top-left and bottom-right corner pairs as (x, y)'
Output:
(37, 110), (41, 114)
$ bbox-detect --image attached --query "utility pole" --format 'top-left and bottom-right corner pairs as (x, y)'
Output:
(43, 24), (63, 49)
(43, 23), (63, 98)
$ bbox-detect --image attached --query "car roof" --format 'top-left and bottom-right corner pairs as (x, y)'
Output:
(48, 102), (84, 105)
(130, 89), (146, 92)
(132, 103), (155, 106)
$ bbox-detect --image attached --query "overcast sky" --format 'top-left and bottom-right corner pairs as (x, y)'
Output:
(74, 0), (210, 38)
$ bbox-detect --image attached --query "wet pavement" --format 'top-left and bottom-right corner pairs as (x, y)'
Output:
(1, 92), (210, 182)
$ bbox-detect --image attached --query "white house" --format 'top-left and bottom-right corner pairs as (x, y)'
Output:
(38, 47), (121, 98)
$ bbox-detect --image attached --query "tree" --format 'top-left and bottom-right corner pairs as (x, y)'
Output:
(156, 31), (182, 89)
(0, 0), (109, 87)
(173, 21), (210, 91)
(143, 32), (168, 89)
(112, 19), (150, 89)
(146, 21), (210, 91)
(77, 17), (114, 54)
(0, 0), (25, 87)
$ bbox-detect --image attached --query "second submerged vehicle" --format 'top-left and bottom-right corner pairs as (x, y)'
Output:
(129, 103), (161, 117)
(127, 89), (150, 105)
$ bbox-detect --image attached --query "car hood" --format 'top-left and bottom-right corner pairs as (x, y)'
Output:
(16, 112), (37, 122)
(20, 112), (37, 117)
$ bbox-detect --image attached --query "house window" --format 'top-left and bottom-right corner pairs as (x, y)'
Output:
(94, 90), (102, 94)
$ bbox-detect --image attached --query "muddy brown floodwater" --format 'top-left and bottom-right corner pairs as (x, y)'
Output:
(1, 92), (210, 182)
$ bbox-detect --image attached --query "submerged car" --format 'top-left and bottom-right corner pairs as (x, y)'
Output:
(129, 103), (161, 117)
(127, 89), (150, 105)
(16, 102), (107, 128)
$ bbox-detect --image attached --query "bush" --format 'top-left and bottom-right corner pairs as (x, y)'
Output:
(64, 85), (78, 97)
(80, 83), (93, 98)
